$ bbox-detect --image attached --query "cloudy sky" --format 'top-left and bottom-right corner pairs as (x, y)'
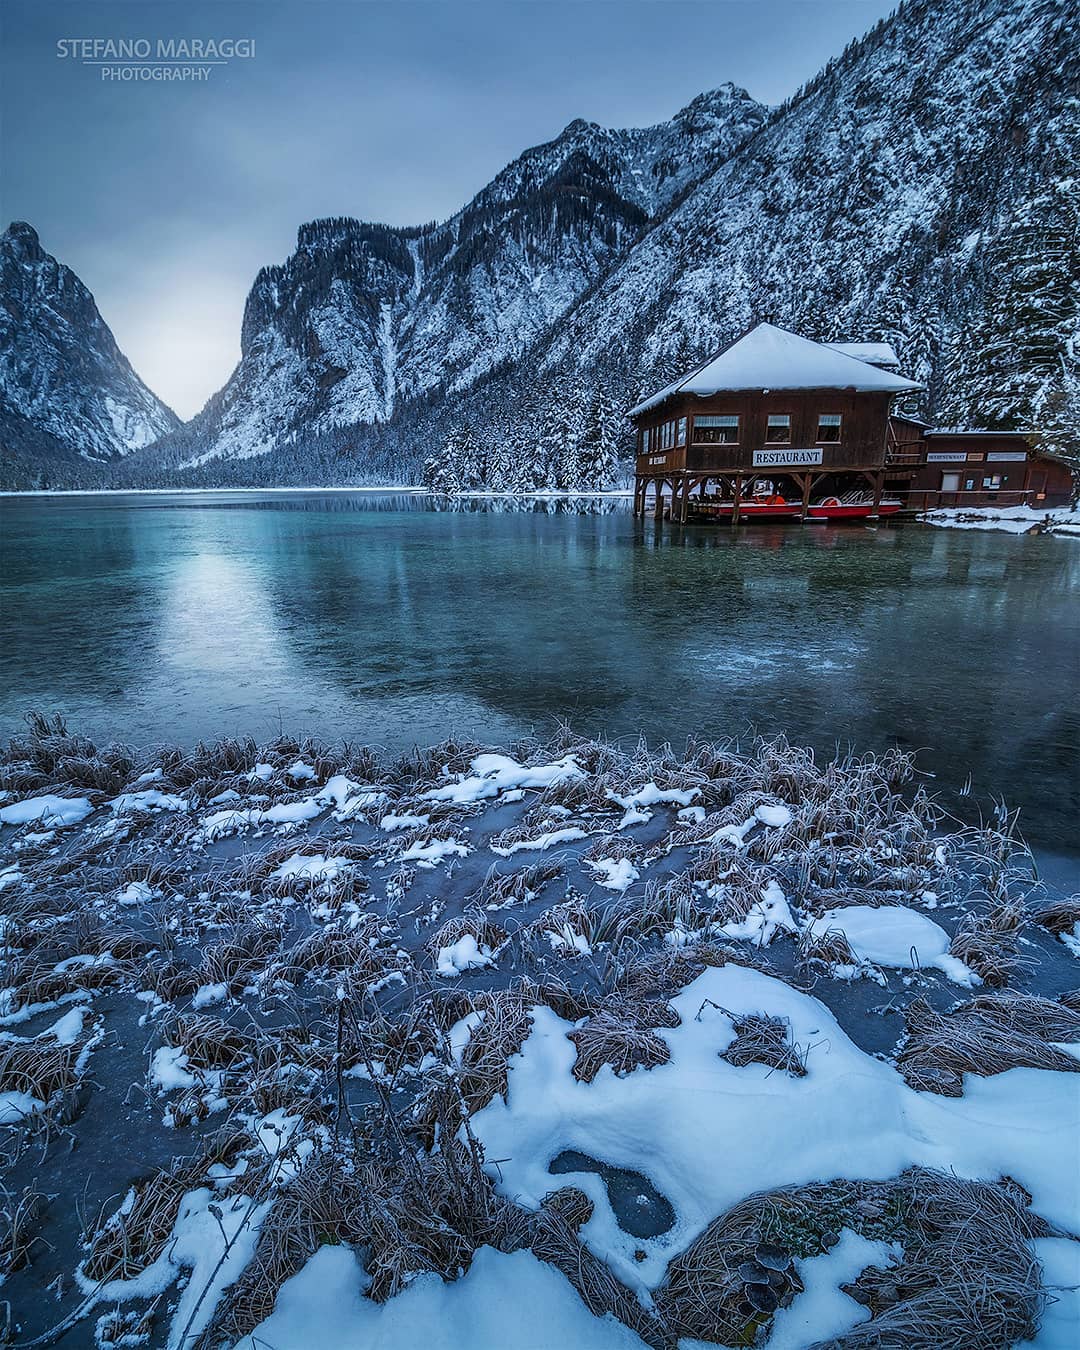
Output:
(3, 1), (896, 418)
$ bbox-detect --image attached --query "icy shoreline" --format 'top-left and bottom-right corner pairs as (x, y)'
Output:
(919, 503), (1080, 537)
(1, 720), (1077, 1348)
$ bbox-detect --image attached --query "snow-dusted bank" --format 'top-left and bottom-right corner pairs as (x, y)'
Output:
(0, 715), (1078, 1349)
(920, 504), (1080, 536)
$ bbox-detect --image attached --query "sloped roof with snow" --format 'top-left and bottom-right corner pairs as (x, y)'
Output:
(825, 341), (900, 368)
(630, 323), (922, 417)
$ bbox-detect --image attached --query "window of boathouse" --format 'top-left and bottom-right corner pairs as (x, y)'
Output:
(692, 414), (739, 444)
(766, 414), (791, 443)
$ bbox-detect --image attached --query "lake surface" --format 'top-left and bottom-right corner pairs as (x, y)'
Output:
(1, 490), (1077, 850)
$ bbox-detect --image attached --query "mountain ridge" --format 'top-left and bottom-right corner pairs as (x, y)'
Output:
(3, 0), (1077, 491)
(0, 222), (179, 487)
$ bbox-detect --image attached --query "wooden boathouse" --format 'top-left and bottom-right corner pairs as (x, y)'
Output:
(631, 323), (922, 523)
(885, 421), (1073, 510)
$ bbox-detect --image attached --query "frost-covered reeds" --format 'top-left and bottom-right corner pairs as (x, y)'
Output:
(897, 992), (1080, 1095)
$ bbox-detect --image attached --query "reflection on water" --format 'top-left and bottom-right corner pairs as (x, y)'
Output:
(1, 491), (1077, 848)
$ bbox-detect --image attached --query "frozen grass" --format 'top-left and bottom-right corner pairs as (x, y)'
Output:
(897, 992), (1080, 1095)
(721, 1012), (808, 1078)
(0, 1182), (49, 1275)
(82, 1158), (209, 1284)
(2, 721), (1077, 1349)
(656, 1168), (1051, 1348)
(567, 1010), (671, 1082)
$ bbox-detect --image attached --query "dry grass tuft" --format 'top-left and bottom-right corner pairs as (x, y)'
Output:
(948, 898), (1029, 988)
(456, 987), (536, 1114)
(657, 1168), (1049, 1349)
(531, 1200), (670, 1348)
(476, 860), (563, 910)
(197, 1157), (367, 1347)
(82, 1159), (207, 1283)
(1032, 897), (1080, 936)
(567, 1010), (670, 1083)
(164, 1013), (258, 1069)
(898, 993), (1080, 1095)
(797, 925), (859, 976)
(427, 910), (508, 964)
(201, 924), (281, 989)
(540, 1186), (594, 1231)
(0, 1183), (49, 1274)
(722, 1013), (807, 1077)
(821, 1171), (1049, 1349)
(0, 1037), (82, 1103)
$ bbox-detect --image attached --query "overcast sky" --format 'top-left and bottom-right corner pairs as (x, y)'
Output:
(2, 1), (897, 418)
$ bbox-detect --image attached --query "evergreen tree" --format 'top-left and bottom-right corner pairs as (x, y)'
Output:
(578, 388), (622, 489)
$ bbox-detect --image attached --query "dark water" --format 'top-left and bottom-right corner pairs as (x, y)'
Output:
(549, 1149), (676, 1238)
(1, 490), (1077, 849)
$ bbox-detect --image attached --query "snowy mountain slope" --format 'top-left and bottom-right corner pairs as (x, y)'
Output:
(0, 223), (179, 481)
(533, 0), (1079, 428)
(164, 85), (767, 468)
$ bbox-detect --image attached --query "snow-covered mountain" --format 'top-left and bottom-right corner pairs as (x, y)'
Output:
(8, 0), (1077, 490)
(158, 85), (768, 468)
(0, 223), (178, 485)
(534, 0), (1078, 427)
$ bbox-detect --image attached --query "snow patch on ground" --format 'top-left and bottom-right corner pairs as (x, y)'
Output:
(437, 934), (496, 977)
(236, 1243), (645, 1350)
(0, 794), (93, 827)
(587, 857), (641, 892)
(921, 505), (1080, 537)
(422, 754), (582, 805)
(471, 964), (1080, 1290)
(808, 904), (978, 985)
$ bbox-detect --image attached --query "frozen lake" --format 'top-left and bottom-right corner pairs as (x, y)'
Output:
(1, 490), (1077, 850)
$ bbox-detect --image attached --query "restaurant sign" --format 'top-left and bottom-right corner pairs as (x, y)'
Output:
(752, 448), (823, 467)
(926, 452), (969, 463)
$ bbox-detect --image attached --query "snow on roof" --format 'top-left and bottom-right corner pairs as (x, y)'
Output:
(630, 324), (921, 417)
(825, 341), (900, 368)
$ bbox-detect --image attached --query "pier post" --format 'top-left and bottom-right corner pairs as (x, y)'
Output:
(799, 473), (812, 520)
(870, 471), (884, 519)
(732, 474), (743, 526)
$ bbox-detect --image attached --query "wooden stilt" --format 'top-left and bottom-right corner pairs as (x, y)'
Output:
(731, 474), (743, 526)
(654, 478), (665, 521)
(799, 473), (812, 520)
(679, 475), (690, 524)
(870, 471), (884, 519)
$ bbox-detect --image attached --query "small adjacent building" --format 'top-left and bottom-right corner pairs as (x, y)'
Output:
(885, 422), (1072, 510)
(630, 323), (922, 522)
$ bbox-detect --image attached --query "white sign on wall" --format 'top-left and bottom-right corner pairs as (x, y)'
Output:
(926, 452), (968, 463)
(752, 448), (824, 467)
(986, 452), (1027, 462)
